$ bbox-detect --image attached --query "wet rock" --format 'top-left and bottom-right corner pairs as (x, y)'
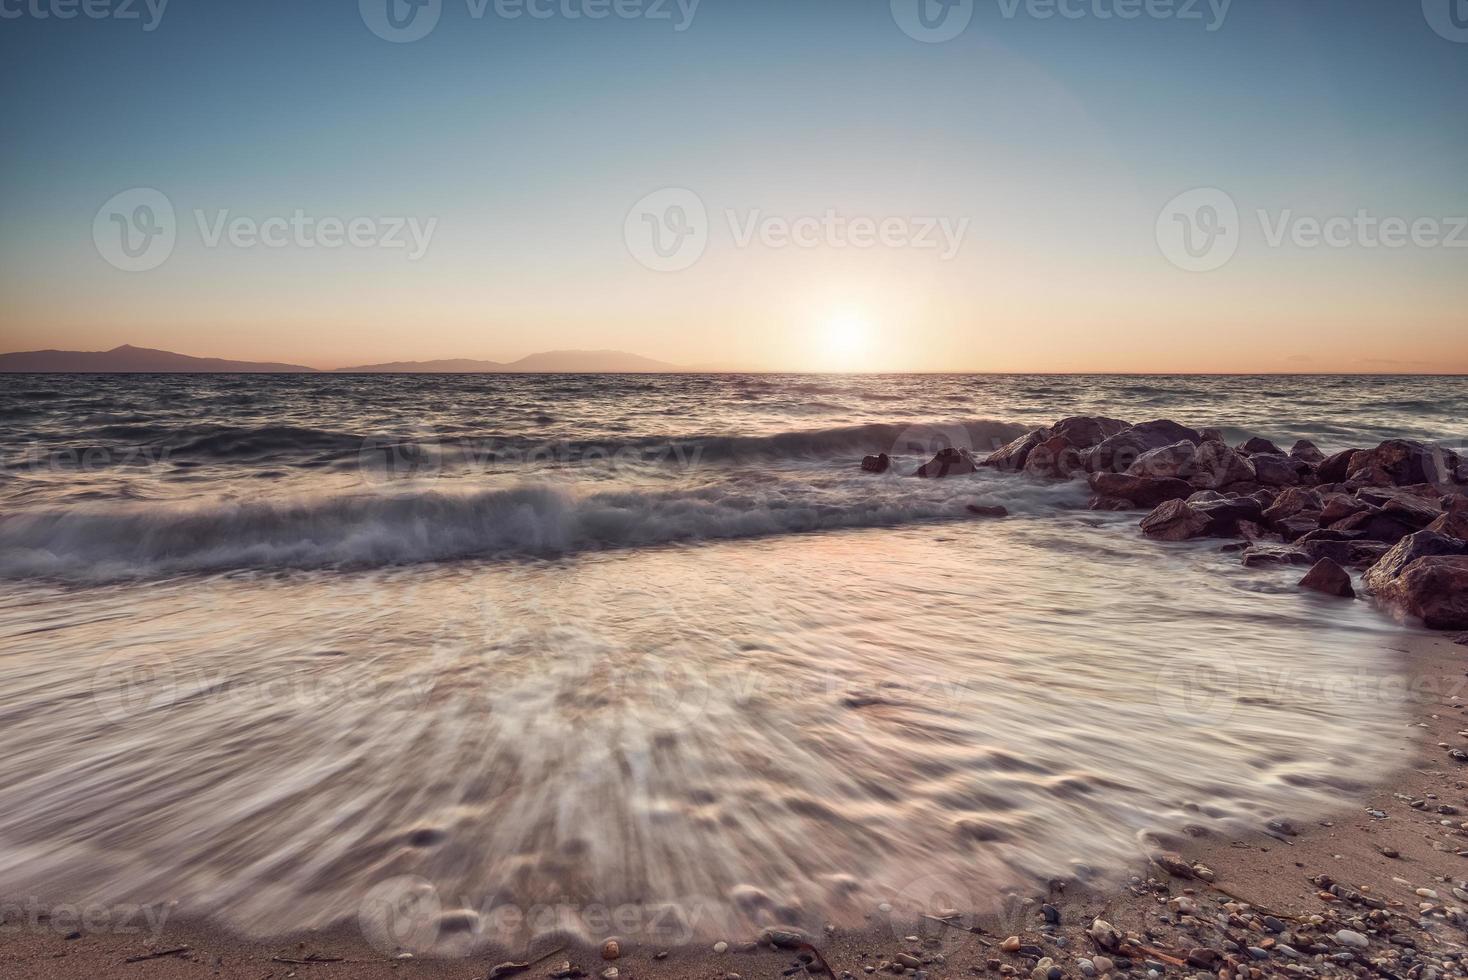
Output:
(915, 448), (978, 478)
(966, 504), (1009, 517)
(1428, 497), (1468, 539)
(1319, 492), (1366, 524)
(1363, 530), (1468, 593)
(1317, 449), (1362, 484)
(1151, 852), (1195, 879)
(1299, 537), (1390, 568)
(1127, 440), (1197, 481)
(1023, 435), (1087, 480)
(1239, 437), (1285, 456)
(1140, 500), (1211, 541)
(1262, 487), (1324, 525)
(1300, 558), (1355, 598)
(983, 429), (1049, 472)
(759, 928), (809, 950)
(1088, 472), (1196, 508)
(1291, 440), (1326, 464)
(1089, 420), (1203, 475)
(1374, 556), (1468, 629)
(1251, 453), (1308, 487)
(1375, 492), (1449, 530)
(861, 453), (891, 474)
(1191, 439), (1256, 489)
(1050, 415), (1132, 449)
(1330, 508), (1420, 545)
(1241, 545), (1313, 568)
(1348, 440), (1462, 487)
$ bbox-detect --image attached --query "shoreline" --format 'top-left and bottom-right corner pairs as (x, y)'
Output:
(5, 628), (1467, 979)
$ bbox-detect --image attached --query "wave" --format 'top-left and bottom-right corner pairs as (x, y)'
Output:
(0, 475), (1083, 580)
(27, 419), (1030, 468)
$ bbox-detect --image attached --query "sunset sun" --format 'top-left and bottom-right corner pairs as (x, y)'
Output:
(821, 312), (872, 368)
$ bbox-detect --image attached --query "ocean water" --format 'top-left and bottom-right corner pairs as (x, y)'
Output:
(0, 373), (1462, 952)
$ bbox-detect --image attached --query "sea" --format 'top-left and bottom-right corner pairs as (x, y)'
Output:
(0, 372), (1463, 953)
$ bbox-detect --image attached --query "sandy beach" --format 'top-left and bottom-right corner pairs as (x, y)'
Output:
(5, 624), (1466, 980)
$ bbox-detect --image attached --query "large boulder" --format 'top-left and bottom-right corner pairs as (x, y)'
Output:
(1330, 509), (1421, 545)
(1050, 416), (1131, 449)
(982, 428), (1047, 472)
(1300, 558), (1355, 598)
(1262, 487), (1324, 525)
(1022, 435), (1088, 480)
(1347, 440), (1462, 488)
(1316, 449), (1362, 484)
(1241, 545), (1313, 568)
(914, 447), (978, 478)
(1298, 538), (1391, 569)
(1251, 453), (1309, 487)
(1127, 441), (1197, 481)
(1089, 420), (1203, 475)
(1190, 440), (1256, 490)
(1238, 436), (1285, 456)
(1088, 472), (1196, 508)
(1373, 557), (1468, 630)
(1363, 530), (1468, 593)
(1290, 440), (1326, 464)
(1429, 498), (1468, 539)
(861, 453), (890, 473)
(1140, 499), (1211, 541)
(1319, 493), (1368, 524)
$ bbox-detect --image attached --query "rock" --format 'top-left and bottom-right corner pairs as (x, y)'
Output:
(713, 941), (728, 954)
(1273, 516), (1321, 542)
(1320, 492), (1367, 524)
(1140, 499), (1211, 541)
(759, 928), (809, 950)
(1089, 420), (1203, 475)
(601, 939), (621, 961)
(1239, 437), (1285, 455)
(1128, 440), (1197, 481)
(983, 429), (1048, 472)
(1374, 556), (1468, 629)
(915, 447), (978, 478)
(600, 969), (619, 980)
(1151, 851), (1195, 878)
(1041, 903), (1060, 925)
(1088, 472), (1196, 508)
(1300, 558), (1355, 598)
(1375, 492), (1448, 530)
(1428, 497), (1468, 539)
(1186, 948), (1222, 969)
(1200, 427), (1225, 442)
(1291, 440), (1326, 464)
(966, 504), (1009, 517)
(1349, 440), (1463, 487)
(1092, 956), (1114, 974)
(1299, 537), (1390, 569)
(896, 954), (923, 970)
(1050, 415), (1131, 449)
(1089, 919), (1120, 950)
(1023, 435), (1087, 480)
(1000, 936), (1022, 952)
(1330, 509), (1420, 545)
(861, 453), (891, 474)
(1262, 487), (1324, 525)
(1363, 530), (1468, 593)
(1251, 453), (1307, 487)
(1191, 439), (1256, 489)
(1335, 929), (1369, 949)
(1317, 449), (1362, 484)
(1242, 546), (1313, 567)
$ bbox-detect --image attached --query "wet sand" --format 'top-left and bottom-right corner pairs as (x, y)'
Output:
(4, 629), (1467, 979)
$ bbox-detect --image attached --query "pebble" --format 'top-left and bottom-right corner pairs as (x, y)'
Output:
(713, 941), (728, 954)
(1336, 930), (1369, 949)
(1000, 936), (1022, 952)
(1093, 956), (1114, 973)
(896, 954), (922, 970)
(601, 939), (620, 961)
(599, 970), (618, 980)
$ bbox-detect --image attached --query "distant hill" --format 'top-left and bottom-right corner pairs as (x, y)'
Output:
(0, 344), (685, 374)
(334, 357), (509, 373)
(0, 344), (318, 373)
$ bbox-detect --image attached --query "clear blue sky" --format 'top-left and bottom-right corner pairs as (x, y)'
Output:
(2, 0), (1466, 371)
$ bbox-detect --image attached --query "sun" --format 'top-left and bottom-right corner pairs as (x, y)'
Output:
(821, 312), (872, 367)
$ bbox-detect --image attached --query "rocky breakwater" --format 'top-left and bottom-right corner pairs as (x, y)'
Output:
(874, 418), (1468, 631)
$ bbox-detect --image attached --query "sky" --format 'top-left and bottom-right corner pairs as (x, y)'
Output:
(1, 0), (1466, 373)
